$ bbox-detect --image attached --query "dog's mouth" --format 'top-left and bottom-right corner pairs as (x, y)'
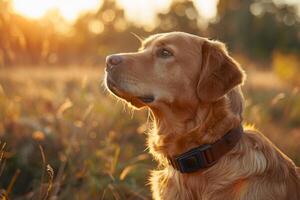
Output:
(106, 75), (155, 106)
(106, 78), (121, 96)
(137, 95), (155, 103)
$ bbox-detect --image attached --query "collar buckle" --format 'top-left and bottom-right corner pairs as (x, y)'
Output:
(175, 144), (215, 173)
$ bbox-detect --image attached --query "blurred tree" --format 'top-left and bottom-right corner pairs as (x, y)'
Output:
(210, 0), (300, 61)
(57, 0), (210, 65)
(72, 0), (144, 64)
(0, 0), (299, 66)
(154, 0), (203, 35)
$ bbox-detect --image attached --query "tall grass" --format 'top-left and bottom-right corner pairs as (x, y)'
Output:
(0, 64), (299, 199)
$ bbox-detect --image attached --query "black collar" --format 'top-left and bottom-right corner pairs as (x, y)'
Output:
(168, 125), (243, 173)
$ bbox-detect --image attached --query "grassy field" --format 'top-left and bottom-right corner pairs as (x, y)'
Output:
(0, 66), (300, 199)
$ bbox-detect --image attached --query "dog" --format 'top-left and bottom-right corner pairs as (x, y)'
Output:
(104, 32), (300, 200)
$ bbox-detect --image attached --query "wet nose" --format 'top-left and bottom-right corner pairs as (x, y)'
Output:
(106, 54), (123, 71)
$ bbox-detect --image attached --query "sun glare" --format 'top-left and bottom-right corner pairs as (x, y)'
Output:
(12, 0), (218, 24)
(12, 0), (101, 21)
(194, 0), (218, 19)
(117, 0), (172, 27)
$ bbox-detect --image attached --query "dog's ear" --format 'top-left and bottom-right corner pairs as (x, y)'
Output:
(197, 40), (245, 102)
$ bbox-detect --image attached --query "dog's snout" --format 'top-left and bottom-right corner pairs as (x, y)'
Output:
(106, 54), (123, 71)
(107, 55), (123, 65)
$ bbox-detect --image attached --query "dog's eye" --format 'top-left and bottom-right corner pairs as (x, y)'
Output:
(157, 48), (173, 58)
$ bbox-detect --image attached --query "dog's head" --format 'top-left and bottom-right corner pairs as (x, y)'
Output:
(105, 32), (244, 113)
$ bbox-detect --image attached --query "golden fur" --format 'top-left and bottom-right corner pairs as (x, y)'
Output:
(105, 32), (300, 200)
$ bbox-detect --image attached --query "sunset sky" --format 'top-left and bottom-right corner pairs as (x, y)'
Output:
(11, 0), (300, 26)
(12, 0), (219, 25)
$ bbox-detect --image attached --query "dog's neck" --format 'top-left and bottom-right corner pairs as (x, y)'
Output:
(148, 97), (241, 165)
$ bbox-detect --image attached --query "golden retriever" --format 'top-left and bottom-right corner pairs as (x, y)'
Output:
(104, 32), (300, 200)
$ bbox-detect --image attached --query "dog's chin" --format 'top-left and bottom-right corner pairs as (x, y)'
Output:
(106, 79), (154, 109)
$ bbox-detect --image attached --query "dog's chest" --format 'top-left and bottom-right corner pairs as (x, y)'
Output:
(150, 168), (236, 200)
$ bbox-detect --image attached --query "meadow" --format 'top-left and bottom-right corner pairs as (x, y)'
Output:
(0, 62), (300, 199)
(1, 0), (300, 199)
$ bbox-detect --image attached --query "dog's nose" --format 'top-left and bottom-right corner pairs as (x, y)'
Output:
(106, 54), (123, 71)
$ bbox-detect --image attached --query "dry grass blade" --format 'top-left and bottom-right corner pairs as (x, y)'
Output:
(0, 159), (6, 178)
(100, 188), (108, 200)
(108, 184), (121, 200)
(56, 98), (73, 118)
(49, 162), (65, 198)
(83, 104), (94, 120)
(271, 93), (285, 106)
(42, 164), (54, 200)
(39, 145), (55, 200)
(6, 169), (21, 195)
(0, 84), (4, 95)
(127, 153), (149, 165)
(50, 145), (71, 198)
(119, 165), (137, 181)
(39, 145), (46, 165)
(81, 75), (88, 89)
(0, 141), (7, 200)
(0, 142), (6, 164)
(110, 146), (120, 175)
(0, 189), (8, 200)
(39, 145), (46, 199)
(128, 189), (149, 200)
(0, 142), (7, 178)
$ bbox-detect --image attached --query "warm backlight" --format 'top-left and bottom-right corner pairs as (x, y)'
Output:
(12, 0), (101, 21)
(12, 0), (218, 24)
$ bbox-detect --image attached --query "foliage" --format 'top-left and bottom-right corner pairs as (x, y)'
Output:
(0, 68), (153, 199)
(210, 0), (300, 60)
(0, 64), (300, 199)
(273, 52), (300, 85)
(154, 0), (202, 34)
(0, 0), (299, 66)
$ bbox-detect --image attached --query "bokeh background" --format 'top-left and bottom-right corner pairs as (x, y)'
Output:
(0, 0), (300, 199)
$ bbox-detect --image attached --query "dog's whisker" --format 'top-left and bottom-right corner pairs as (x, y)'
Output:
(130, 32), (144, 44)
